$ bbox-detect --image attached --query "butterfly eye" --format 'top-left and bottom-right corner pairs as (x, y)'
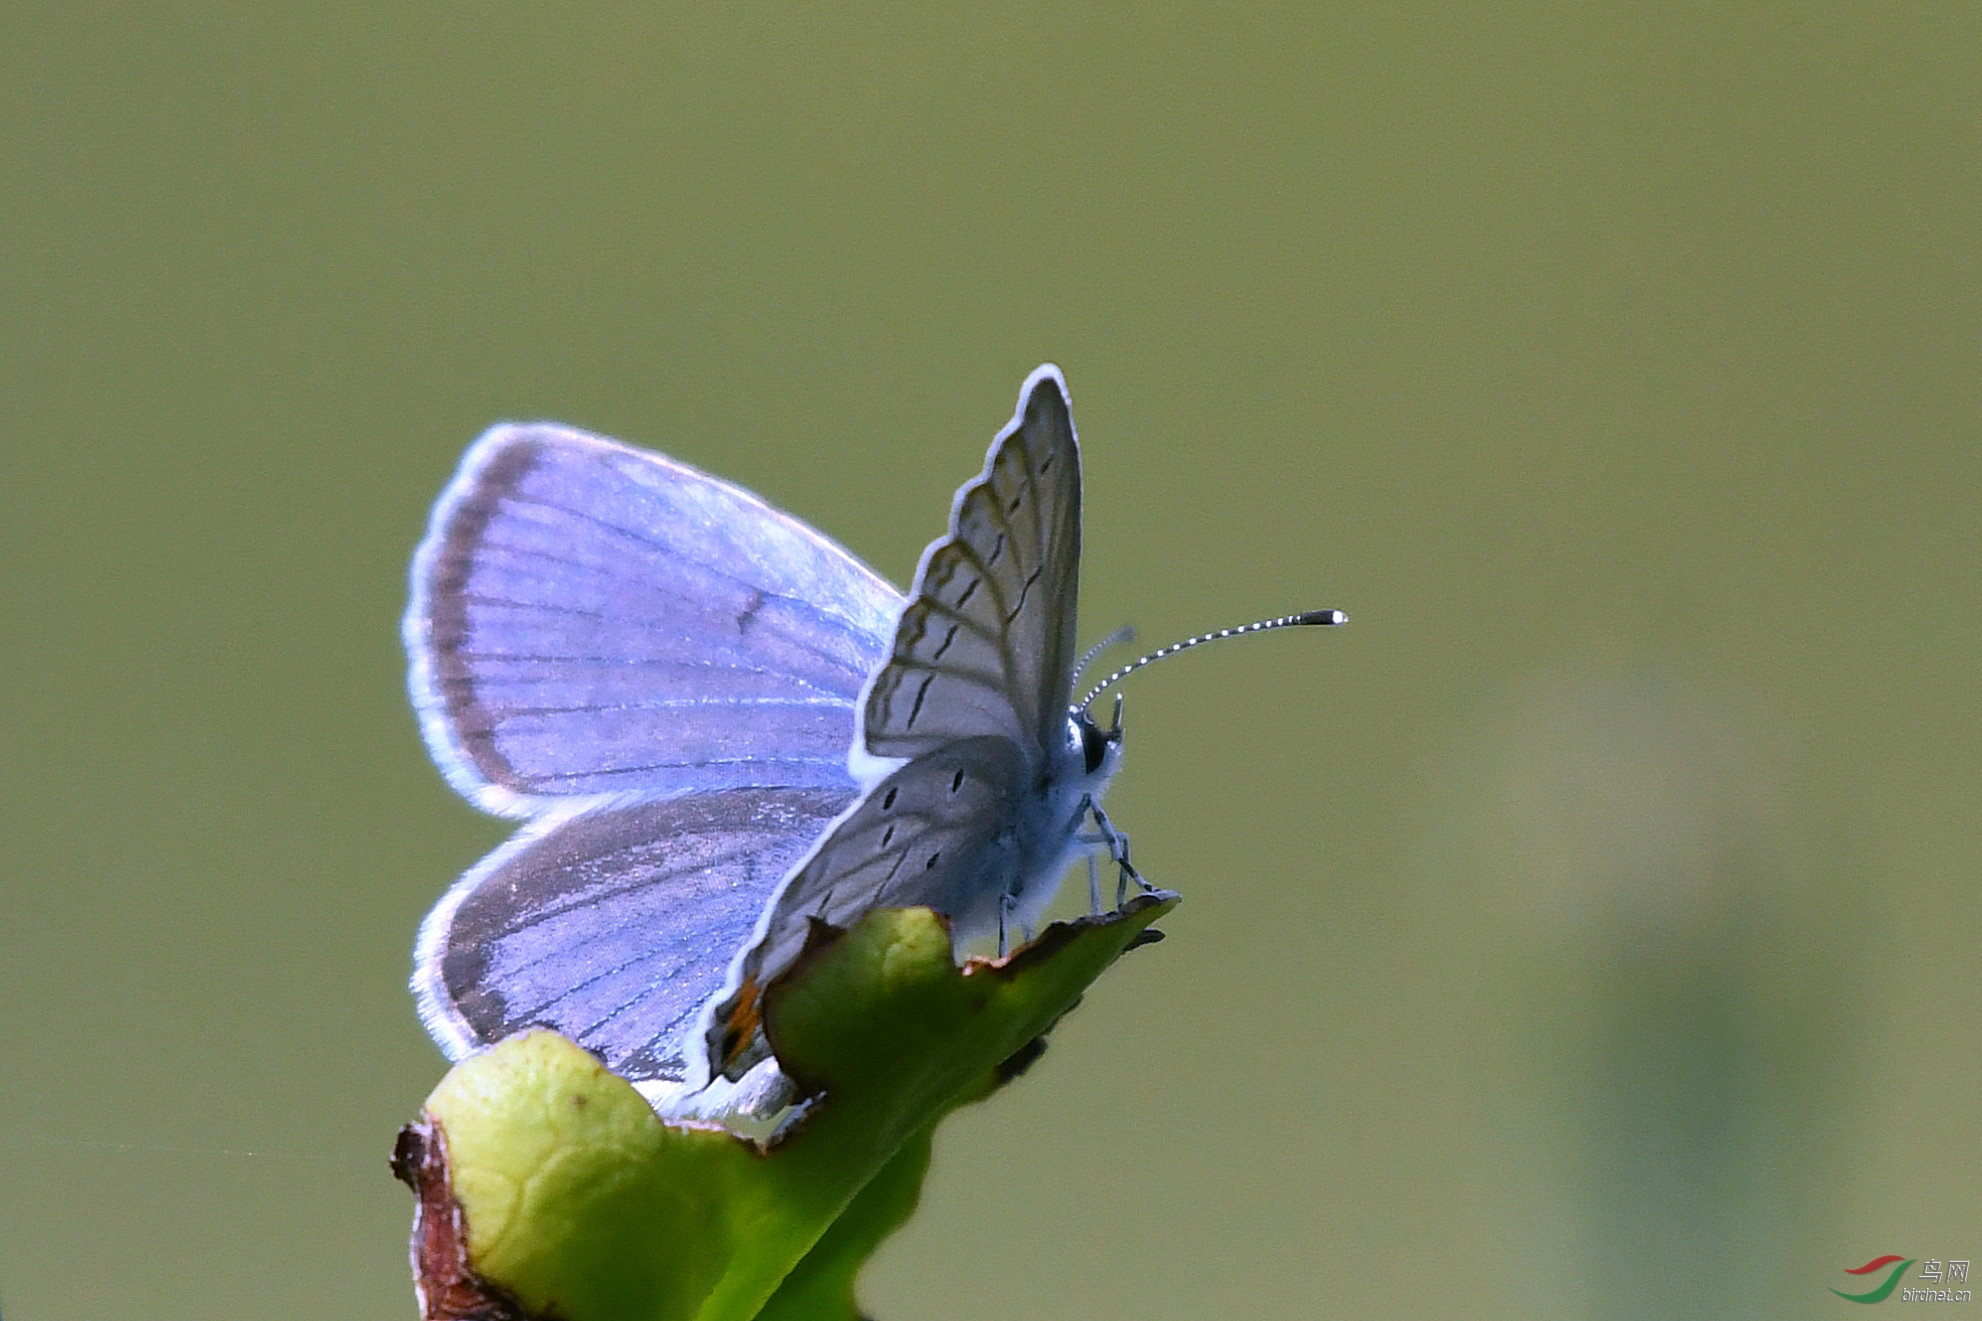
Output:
(1075, 712), (1114, 775)
(950, 768), (965, 794)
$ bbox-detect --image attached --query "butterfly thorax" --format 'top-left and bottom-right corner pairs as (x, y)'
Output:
(995, 710), (1123, 935)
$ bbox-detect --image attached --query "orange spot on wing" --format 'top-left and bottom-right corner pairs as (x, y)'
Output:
(720, 977), (764, 1072)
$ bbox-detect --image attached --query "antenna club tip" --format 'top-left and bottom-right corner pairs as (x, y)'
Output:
(1301, 609), (1348, 626)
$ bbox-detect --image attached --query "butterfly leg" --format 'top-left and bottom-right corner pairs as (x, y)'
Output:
(1085, 801), (1149, 907)
(1073, 809), (1109, 913)
(998, 891), (1014, 958)
(1074, 835), (1116, 909)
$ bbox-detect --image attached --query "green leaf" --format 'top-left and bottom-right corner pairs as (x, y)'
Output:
(751, 1129), (931, 1321)
(397, 894), (1177, 1321)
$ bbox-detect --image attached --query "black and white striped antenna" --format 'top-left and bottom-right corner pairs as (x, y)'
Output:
(1075, 609), (1346, 713)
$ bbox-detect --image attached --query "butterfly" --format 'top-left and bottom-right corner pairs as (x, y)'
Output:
(408, 367), (1150, 1093)
(407, 367), (1345, 1097)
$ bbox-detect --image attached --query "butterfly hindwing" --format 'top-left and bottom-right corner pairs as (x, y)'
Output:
(416, 786), (852, 1081)
(705, 736), (1031, 1076)
(406, 424), (902, 816)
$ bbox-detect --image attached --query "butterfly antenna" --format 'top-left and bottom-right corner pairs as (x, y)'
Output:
(1075, 609), (1347, 712)
(1071, 624), (1137, 689)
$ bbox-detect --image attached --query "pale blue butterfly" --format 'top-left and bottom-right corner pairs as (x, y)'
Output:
(405, 366), (1342, 1091)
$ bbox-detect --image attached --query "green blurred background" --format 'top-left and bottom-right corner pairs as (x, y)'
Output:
(3, 5), (1975, 1318)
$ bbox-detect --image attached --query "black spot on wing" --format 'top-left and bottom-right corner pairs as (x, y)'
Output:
(905, 671), (934, 729)
(736, 589), (765, 633)
(1005, 565), (1045, 624)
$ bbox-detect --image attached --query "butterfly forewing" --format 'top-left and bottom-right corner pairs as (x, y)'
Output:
(416, 787), (851, 1081)
(407, 425), (902, 815)
(862, 368), (1082, 764)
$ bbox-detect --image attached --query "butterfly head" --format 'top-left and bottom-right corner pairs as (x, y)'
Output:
(1071, 692), (1126, 778)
